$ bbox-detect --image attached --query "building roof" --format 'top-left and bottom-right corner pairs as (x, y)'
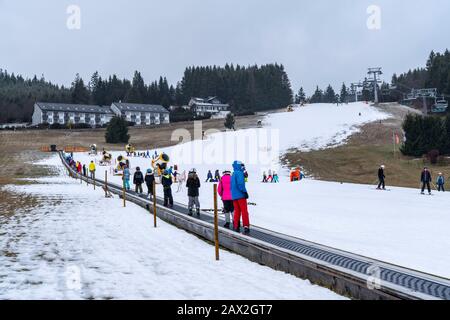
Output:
(112, 102), (169, 113)
(36, 102), (114, 114)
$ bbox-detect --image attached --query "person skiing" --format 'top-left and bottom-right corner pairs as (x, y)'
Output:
(262, 171), (268, 183)
(123, 165), (131, 190)
(377, 165), (386, 190)
(89, 161), (96, 179)
(205, 170), (213, 182)
(186, 168), (201, 217)
(214, 169), (221, 182)
(421, 167), (432, 195)
(267, 169), (273, 183)
(231, 161), (250, 234)
(272, 172), (280, 183)
(145, 169), (155, 199)
(161, 169), (174, 208)
(218, 170), (234, 228)
(133, 166), (144, 194)
(436, 173), (445, 192)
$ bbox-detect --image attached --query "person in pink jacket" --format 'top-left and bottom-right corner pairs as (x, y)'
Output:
(218, 170), (234, 228)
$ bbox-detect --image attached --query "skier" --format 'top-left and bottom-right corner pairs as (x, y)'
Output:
(133, 166), (144, 194)
(186, 168), (201, 217)
(262, 171), (268, 183)
(421, 167), (432, 195)
(231, 161), (250, 234)
(145, 169), (155, 199)
(123, 165), (131, 190)
(214, 169), (221, 182)
(82, 164), (87, 176)
(177, 170), (186, 193)
(161, 169), (174, 208)
(89, 161), (96, 179)
(272, 172), (280, 183)
(241, 164), (248, 183)
(377, 165), (386, 190)
(218, 170), (234, 228)
(436, 173), (445, 192)
(205, 170), (213, 182)
(267, 169), (273, 183)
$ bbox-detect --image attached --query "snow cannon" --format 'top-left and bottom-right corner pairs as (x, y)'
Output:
(151, 153), (170, 177)
(125, 144), (135, 155)
(287, 105), (294, 112)
(100, 150), (112, 166)
(89, 144), (98, 156)
(114, 155), (129, 176)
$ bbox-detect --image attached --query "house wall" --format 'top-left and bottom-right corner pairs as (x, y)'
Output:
(32, 105), (43, 125)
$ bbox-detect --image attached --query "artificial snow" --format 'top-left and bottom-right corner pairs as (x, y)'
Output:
(73, 103), (450, 279)
(0, 165), (343, 299)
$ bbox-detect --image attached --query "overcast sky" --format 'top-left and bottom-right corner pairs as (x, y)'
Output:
(1, 0), (449, 94)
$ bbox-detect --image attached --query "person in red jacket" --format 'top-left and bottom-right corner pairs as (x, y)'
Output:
(218, 170), (234, 228)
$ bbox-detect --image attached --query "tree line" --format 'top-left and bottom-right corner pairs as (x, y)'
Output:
(402, 113), (450, 157)
(0, 63), (294, 123)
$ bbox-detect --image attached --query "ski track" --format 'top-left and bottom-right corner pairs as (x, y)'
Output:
(0, 164), (343, 300)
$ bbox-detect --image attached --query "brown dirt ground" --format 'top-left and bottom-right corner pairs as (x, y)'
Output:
(282, 103), (450, 189)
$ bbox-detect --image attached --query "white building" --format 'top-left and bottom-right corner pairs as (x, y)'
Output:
(110, 102), (170, 125)
(32, 102), (170, 127)
(32, 103), (114, 127)
(188, 97), (231, 119)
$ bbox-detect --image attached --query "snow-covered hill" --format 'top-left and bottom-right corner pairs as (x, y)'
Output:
(74, 102), (450, 278)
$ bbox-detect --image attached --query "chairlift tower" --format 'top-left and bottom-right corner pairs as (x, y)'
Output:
(350, 82), (364, 102)
(367, 67), (383, 104)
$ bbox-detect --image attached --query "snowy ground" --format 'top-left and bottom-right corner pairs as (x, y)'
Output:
(73, 103), (450, 279)
(0, 158), (344, 300)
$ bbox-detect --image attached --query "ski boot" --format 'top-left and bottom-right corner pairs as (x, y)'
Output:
(244, 227), (250, 235)
(196, 208), (201, 218)
(188, 209), (193, 217)
(223, 222), (230, 229)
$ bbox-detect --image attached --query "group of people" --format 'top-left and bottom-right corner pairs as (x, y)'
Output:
(262, 170), (280, 183)
(66, 154), (97, 179)
(377, 165), (446, 194)
(177, 162), (251, 233)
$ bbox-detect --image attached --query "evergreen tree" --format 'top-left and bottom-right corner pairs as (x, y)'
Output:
(125, 71), (147, 103)
(323, 85), (336, 103)
(310, 86), (323, 103)
(105, 116), (130, 144)
(295, 87), (306, 104)
(340, 83), (348, 103)
(224, 113), (235, 130)
(71, 74), (90, 104)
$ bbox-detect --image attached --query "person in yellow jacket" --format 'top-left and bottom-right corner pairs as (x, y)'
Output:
(89, 161), (96, 179)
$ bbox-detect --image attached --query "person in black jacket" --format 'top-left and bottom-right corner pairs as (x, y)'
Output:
(186, 169), (201, 216)
(144, 169), (155, 199)
(421, 167), (432, 195)
(161, 170), (174, 208)
(377, 165), (386, 190)
(133, 167), (144, 194)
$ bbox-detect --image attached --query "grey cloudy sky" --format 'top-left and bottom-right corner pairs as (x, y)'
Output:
(1, 0), (449, 94)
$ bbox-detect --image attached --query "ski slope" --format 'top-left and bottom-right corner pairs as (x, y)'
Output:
(74, 102), (450, 278)
(0, 160), (343, 300)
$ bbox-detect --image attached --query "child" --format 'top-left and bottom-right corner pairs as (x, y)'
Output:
(145, 169), (155, 199)
(186, 169), (201, 216)
(437, 173), (445, 192)
(272, 172), (279, 183)
(205, 170), (213, 182)
(262, 171), (268, 183)
(123, 165), (131, 190)
(218, 170), (234, 228)
(162, 169), (174, 208)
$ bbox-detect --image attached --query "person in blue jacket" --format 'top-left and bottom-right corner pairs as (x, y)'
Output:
(437, 173), (445, 192)
(122, 165), (131, 190)
(231, 161), (250, 234)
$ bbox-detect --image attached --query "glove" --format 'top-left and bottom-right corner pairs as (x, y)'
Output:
(244, 192), (249, 199)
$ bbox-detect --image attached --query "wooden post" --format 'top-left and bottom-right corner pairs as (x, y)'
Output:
(122, 178), (126, 207)
(213, 184), (220, 261)
(153, 181), (157, 228)
(93, 172), (96, 190)
(105, 170), (108, 197)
